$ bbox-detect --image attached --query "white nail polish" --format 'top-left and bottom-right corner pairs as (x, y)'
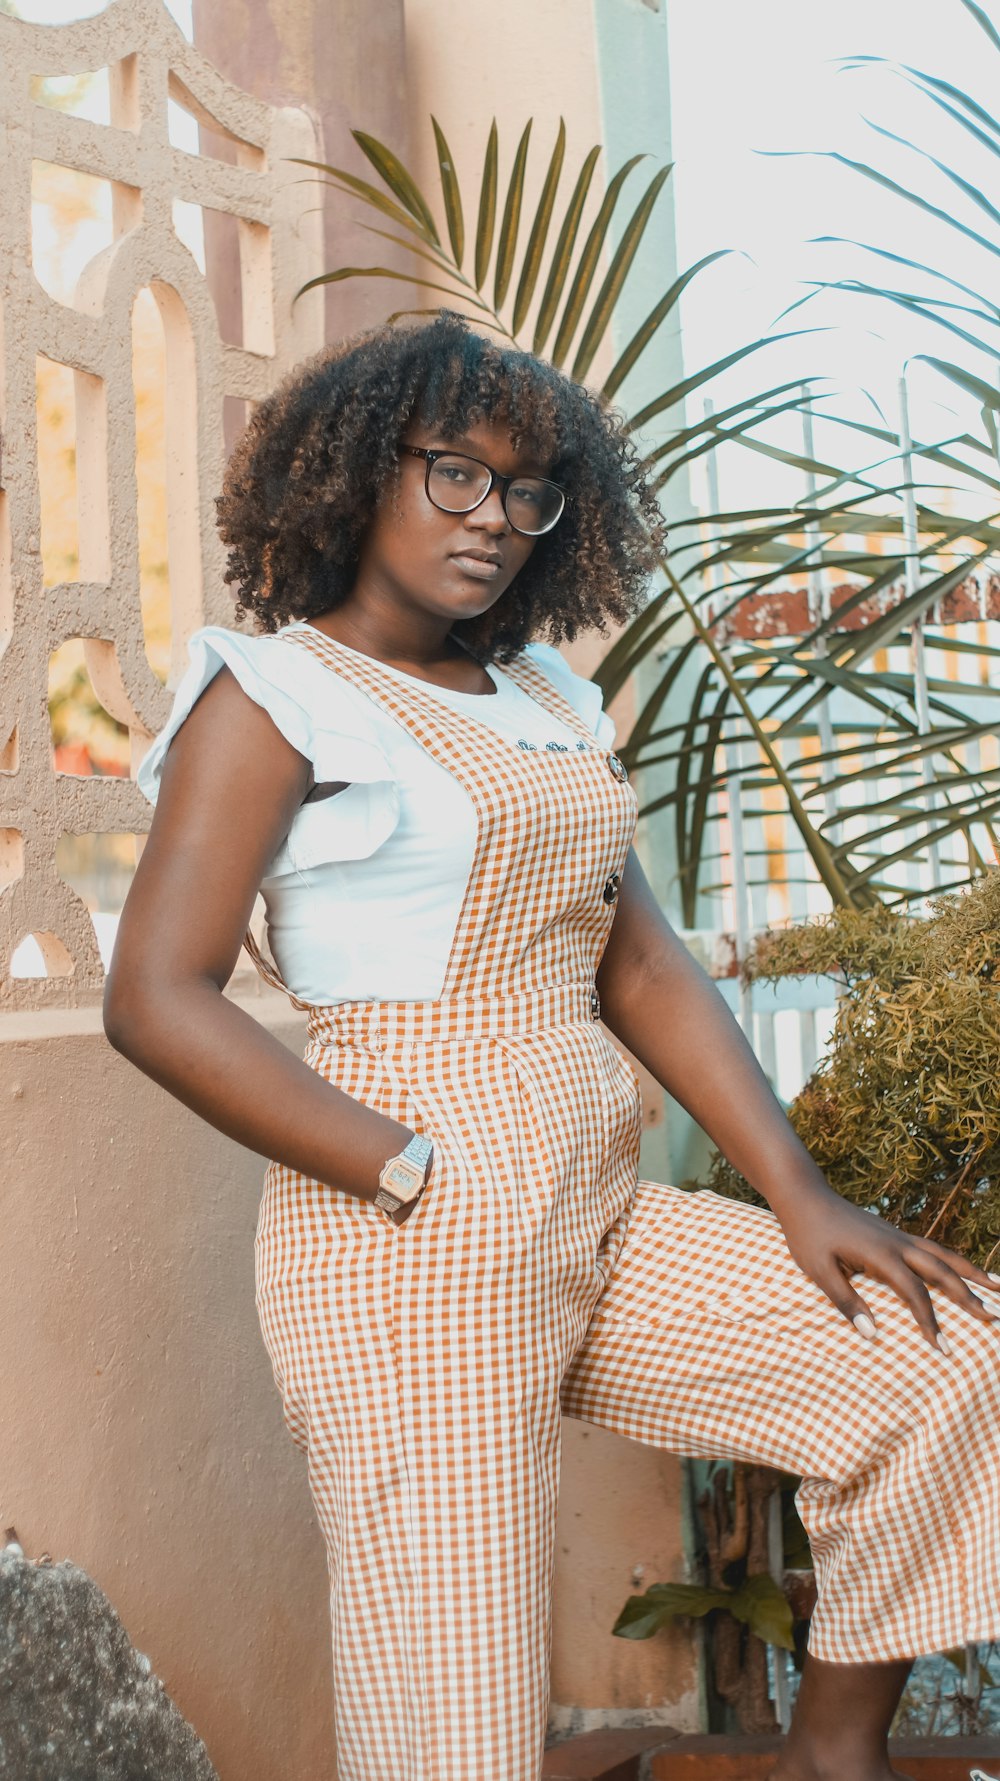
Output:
(936, 1334), (952, 1357)
(853, 1313), (877, 1339)
(989, 1272), (1000, 1285)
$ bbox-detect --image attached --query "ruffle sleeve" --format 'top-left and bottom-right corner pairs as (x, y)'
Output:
(135, 625), (400, 879)
(520, 640), (617, 747)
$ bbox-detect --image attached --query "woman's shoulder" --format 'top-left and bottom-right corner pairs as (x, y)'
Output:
(516, 640), (616, 747)
(135, 622), (397, 805)
(179, 620), (332, 685)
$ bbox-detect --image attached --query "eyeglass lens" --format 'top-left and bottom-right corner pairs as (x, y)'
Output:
(426, 454), (564, 535)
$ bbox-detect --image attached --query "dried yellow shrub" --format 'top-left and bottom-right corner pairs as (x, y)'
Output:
(705, 872), (1000, 1266)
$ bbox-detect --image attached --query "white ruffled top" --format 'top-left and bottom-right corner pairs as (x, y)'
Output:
(136, 620), (616, 1005)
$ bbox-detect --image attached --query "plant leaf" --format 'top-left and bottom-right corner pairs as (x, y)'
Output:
(285, 159), (439, 244)
(573, 164), (672, 384)
(822, 151), (1000, 261)
(612, 1582), (734, 1641)
(512, 119), (566, 336)
(431, 117), (464, 266)
(729, 1574), (796, 1651)
(862, 117), (1000, 229)
(352, 129), (441, 245)
(809, 236), (1000, 315)
(905, 76), (1000, 163)
(628, 333), (807, 433)
(383, 306), (511, 334)
(960, 0), (1000, 53)
(475, 120), (499, 291)
(900, 60), (1000, 141)
(550, 154), (647, 369)
(640, 380), (823, 468)
(916, 355), (1000, 412)
(653, 398), (838, 497)
(612, 1574), (795, 1650)
(532, 145), (602, 355)
(494, 121), (533, 310)
(602, 250), (730, 401)
(358, 221), (465, 277)
(798, 277), (1000, 363)
(295, 265), (473, 304)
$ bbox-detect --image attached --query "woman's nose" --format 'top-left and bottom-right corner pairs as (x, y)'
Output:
(466, 488), (511, 534)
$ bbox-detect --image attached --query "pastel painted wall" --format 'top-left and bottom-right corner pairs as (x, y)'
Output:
(1, 989), (338, 1778)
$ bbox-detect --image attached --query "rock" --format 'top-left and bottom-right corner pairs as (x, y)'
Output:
(0, 1542), (218, 1780)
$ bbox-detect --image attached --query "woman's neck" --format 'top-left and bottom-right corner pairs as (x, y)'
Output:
(304, 608), (492, 694)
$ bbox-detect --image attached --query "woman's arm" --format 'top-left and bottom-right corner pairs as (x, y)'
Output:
(595, 846), (1000, 1347)
(104, 668), (417, 1211)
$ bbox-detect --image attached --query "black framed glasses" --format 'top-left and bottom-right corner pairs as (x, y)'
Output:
(401, 446), (566, 537)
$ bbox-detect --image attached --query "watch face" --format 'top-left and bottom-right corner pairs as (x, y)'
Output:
(382, 1160), (421, 1197)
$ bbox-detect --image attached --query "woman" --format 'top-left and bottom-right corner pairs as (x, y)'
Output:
(105, 312), (1000, 1781)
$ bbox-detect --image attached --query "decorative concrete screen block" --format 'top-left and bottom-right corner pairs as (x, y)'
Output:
(0, 0), (324, 1009)
(0, 1543), (218, 1779)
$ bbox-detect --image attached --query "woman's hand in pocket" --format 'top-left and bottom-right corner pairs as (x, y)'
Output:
(387, 1148), (436, 1226)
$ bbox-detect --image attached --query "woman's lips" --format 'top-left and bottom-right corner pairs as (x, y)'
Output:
(449, 553), (502, 580)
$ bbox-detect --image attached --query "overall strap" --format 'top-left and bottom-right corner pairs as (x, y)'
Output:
(241, 919), (316, 1011)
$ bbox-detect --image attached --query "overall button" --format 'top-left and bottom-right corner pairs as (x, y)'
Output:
(590, 986), (601, 1019)
(608, 753), (629, 782)
(602, 873), (621, 905)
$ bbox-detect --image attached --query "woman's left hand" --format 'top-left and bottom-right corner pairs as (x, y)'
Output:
(774, 1178), (1000, 1352)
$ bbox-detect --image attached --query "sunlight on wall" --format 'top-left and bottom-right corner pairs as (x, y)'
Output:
(8, 0), (192, 33)
(34, 73), (174, 776)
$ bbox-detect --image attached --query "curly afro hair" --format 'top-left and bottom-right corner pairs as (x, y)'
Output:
(217, 310), (667, 664)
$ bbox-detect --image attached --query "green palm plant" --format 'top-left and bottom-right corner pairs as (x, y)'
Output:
(294, 45), (1000, 919)
(639, 0), (1000, 918)
(292, 120), (779, 415)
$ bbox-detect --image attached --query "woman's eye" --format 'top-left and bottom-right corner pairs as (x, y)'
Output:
(512, 484), (542, 505)
(438, 464), (470, 483)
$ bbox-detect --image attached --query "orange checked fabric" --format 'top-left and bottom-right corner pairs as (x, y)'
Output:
(244, 628), (1000, 1781)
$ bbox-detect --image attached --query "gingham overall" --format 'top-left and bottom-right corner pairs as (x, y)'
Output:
(245, 627), (1000, 1781)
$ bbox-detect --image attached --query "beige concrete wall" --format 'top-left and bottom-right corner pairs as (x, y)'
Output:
(404, 0), (606, 274)
(1, 989), (336, 1779)
(192, 0), (412, 345)
(0, 1), (325, 1009)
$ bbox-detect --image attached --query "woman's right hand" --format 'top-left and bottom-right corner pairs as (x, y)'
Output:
(385, 1150), (435, 1225)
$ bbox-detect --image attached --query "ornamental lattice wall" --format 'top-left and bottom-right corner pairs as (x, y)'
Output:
(0, 0), (323, 1009)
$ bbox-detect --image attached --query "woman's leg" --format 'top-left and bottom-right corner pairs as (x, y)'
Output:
(770, 1654), (913, 1781)
(258, 1177), (570, 1781)
(561, 1180), (1000, 1778)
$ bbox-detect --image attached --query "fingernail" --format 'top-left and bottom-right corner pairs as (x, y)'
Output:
(980, 1297), (1000, 1319)
(989, 1272), (1000, 1285)
(936, 1333), (953, 1356)
(853, 1313), (877, 1339)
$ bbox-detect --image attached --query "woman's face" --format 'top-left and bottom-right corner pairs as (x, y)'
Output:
(352, 415), (552, 626)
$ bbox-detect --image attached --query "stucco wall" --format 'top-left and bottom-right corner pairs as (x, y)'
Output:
(1, 988), (337, 1779)
(1, 5), (373, 1774)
